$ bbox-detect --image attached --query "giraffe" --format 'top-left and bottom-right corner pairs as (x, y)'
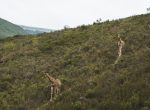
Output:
(114, 34), (125, 64)
(44, 73), (61, 101)
(117, 34), (125, 57)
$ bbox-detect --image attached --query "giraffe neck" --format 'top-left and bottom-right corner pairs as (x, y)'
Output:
(49, 76), (56, 83)
(45, 73), (61, 87)
(46, 73), (56, 83)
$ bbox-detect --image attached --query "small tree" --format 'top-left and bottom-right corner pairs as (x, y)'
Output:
(96, 18), (102, 23)
(93, 18), (102, 25)
(147, 7), (150, 13)
(64, 25), (70, 30)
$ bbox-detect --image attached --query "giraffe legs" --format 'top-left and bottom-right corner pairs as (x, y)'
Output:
(57, 88), (60, 94)
(118, 46), (122, 57)
(54, 87), (60, 98)
(114, 46), (123, 64)
(50, 86), (54, 101)
(50, 86), (60, 101)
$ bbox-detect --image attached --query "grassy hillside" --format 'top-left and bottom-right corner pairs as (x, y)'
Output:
(0, 18), (27, 38)
(0, 14), (150, 110)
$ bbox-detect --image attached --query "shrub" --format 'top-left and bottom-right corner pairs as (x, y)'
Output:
(3, 42), (16, 49)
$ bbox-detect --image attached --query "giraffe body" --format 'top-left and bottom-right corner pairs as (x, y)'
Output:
(118, 39), (125, 57)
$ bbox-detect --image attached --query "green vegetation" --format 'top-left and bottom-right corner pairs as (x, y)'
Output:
(0, 18), (27, 38)
(0, 14), (150, 110)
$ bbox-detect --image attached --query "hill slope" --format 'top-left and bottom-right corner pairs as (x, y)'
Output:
(20, 25), (53, 34)
(0, 14), (150, 110)
(0, 18), (27, 38)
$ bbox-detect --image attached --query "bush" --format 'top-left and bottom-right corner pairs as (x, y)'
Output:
(3, 42), (16, 49)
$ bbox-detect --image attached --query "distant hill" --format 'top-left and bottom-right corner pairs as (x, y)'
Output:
(0, 18), (27, 38)
(0, 18), (53, 39)
(20, 25), (53, 34)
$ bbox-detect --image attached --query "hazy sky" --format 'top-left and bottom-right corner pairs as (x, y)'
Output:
(0, 0), (149, 29)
